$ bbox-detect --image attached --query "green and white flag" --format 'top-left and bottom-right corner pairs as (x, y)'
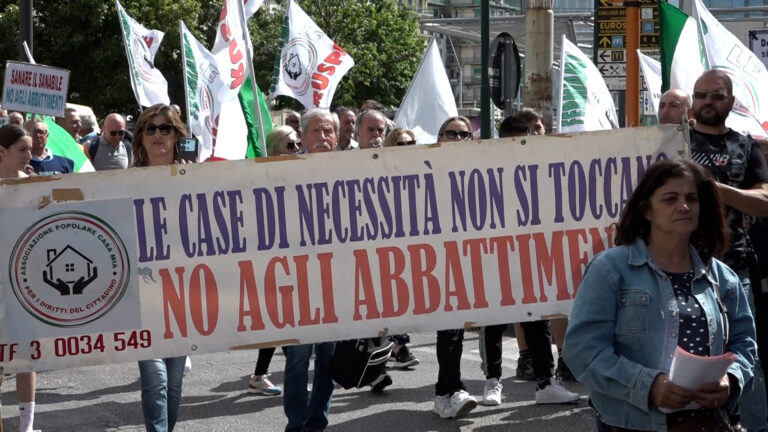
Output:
(692, 0), (768, 138)
(637, 50), (662, 118)
(115, 0), (170, 107)
(44, 117), (94, 172)
(659, 1), (706, 95)
(558, 36), (618, 133)
(180, 21), (271, 161)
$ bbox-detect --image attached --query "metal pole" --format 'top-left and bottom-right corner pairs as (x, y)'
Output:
(19, 0), (33, 61)
(625, 1), (640, 127)
(524, 0), (554, 127)
(481, 0), (491, 139)
(179, 21), (193, 138)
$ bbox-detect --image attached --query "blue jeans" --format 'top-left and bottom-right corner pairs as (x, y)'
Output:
(283, 343), (335, 431)
(737, 270), (768, 431)
(138, 356), (186, 432)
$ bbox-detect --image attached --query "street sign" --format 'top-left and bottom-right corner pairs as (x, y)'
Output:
(748, 28), (768, 69)
(489, 32), (521, 112)
(594, 0), (660, 89)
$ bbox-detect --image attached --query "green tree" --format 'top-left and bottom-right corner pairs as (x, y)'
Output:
(0, 0), (218, 119)
(0, 0), (423, 118)
(248, 0), (425, 110)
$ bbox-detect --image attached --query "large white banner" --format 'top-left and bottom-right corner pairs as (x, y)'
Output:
(2, 61), (70, 117)
(0, 126), (686, 373)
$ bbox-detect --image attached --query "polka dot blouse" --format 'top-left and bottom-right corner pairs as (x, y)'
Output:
(665, 270), (710, 356)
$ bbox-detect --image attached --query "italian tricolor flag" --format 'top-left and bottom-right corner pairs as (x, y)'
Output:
(659, 1), (706, 94)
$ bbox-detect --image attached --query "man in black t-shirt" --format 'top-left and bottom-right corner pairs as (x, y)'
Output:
(689, 69), (768, 430)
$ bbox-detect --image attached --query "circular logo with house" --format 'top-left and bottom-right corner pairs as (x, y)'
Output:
(281, 38), (317, 96)
(8, 211), (130, 327)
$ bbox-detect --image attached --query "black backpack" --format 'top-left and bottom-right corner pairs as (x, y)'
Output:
(87, 134), (132, 161)
(330, 338), (393, 389)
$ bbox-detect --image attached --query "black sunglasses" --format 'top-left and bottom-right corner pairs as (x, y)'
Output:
(396, 140), (416, 146)
(144, 123), (175, 136)
(692, 91), (728, 102)
(286, 141), (301, 151)
(109, 130), (126, 137)
(443, 130), (472, 140)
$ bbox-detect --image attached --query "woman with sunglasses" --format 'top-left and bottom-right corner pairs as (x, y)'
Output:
(430, 115), (479, 420)
(383, 128), (416, 147)
(131, 104), (190, 432)
(0, 124), (40, 432)
(437, 116), (474, 142)
(266, 125), (301, 156)
(563, 159), (756, 431)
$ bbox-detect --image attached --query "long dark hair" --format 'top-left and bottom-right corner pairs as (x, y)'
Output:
(0, 124), (29, 149)
(615, 159), (727, 263)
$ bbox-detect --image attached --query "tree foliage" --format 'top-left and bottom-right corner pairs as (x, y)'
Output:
(0, 0), (424, 118)
(248, 0), (425, 110)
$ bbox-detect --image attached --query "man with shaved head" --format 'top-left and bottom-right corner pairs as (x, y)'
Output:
(658, 89), (692, 124)
(84, 113), (132, 170)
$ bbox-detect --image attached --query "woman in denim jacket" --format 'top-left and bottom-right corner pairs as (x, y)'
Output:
(563, 159), (756, 431)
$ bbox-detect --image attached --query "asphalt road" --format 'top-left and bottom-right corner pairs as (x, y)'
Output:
(1, 330), (595, 431)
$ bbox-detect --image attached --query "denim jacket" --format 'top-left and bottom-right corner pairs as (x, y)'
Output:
(562, 239), (756, 431)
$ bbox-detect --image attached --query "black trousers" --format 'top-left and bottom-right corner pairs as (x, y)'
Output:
(481, 320), (554, 380)
(522, 320), (555, 380)
(253, 347), (276, 376)
(435, 329), (466, 396)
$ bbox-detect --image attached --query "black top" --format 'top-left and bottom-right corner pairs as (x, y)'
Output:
(690, 128), (768, 269)
(666, 270), (710, 357)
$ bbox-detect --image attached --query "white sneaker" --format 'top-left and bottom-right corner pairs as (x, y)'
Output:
(535, 376), (580, 404)
(482, 378), (502, 406)
(184, 356), (192, 375)
(433, 390), (477, 419)
(247, 374), (282, 396)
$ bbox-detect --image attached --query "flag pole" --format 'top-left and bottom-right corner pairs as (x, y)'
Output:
(267, 1), (291, 106)
(556, 34), (566, 133)
(179, 21), (193, 138)
(115, 0), (143, 111)
(394, 36), (436, 121)
(237, 0), (268, 157)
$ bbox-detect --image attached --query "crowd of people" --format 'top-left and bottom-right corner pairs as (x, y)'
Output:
(2, 69), (768, 431)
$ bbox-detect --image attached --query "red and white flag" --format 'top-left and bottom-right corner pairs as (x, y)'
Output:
(212, 0), (250, 103)
(115, 0), (170, 107)
(270, 0), (354, 109)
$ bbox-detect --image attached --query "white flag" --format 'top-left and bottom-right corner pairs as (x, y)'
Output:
(244, 0), (264, 19)
(637, 51), (662, 119)
(180, 21), (250, 162)
(394, 39), (457, 144)
(558, 36), (618, 133)
(270, 0), (354, 109)
(693, 0), (768, 138)
(212, 0), (250, 103)
(180, 21), (221, 162)
(115, 0), (170, 107)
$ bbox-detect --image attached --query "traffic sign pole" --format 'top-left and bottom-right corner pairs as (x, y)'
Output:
(626, 1), (640, 127)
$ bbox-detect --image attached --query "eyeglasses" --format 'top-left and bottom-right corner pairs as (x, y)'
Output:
(396, 140), (416, 146)
(693, 91), (728, 102)
(286, 141), (301, 151)
(443, 130), (473, 140)
(109, 130), (126, 137)
(144, 123), (175, 136)
(32, 128), (48, 136)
